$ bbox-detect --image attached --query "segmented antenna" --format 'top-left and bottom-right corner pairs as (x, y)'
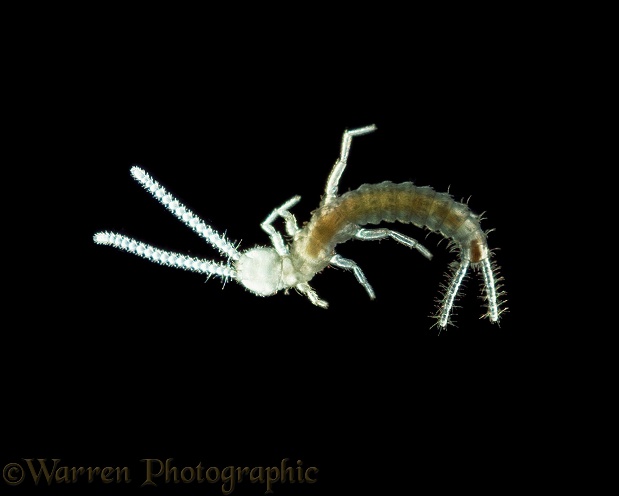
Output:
(93, 167), (241, 282)
(129, 166), (240, 261)
(93, 232), (237, 280)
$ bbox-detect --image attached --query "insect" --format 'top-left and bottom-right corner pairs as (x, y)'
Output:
(94, 124), (504, 329)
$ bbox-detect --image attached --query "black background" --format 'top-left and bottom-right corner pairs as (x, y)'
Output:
(2, 6), (565, 494)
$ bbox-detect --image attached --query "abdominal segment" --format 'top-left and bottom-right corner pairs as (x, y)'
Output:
(302, 181), (487, 263)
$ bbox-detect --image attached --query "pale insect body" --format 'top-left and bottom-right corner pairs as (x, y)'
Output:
(94, 125), (504, 330)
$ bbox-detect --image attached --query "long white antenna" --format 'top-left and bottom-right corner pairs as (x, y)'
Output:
(129, 166), (240, 261)
(93, 232), (237, 280)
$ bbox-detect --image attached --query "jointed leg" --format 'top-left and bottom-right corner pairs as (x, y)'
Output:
(330, 254), (376, 299)
(355, 228), (434, 260)
(296, 282), (329, 309)
(261, 195), (301, 256)
(322, 124), (377, 206)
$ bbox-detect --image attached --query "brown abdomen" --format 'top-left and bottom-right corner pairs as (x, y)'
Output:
(303, 181), (485, 261)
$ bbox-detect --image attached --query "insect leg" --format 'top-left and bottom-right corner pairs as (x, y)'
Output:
(355, 228), (434, 260)
(296, 282), (329, 309)
(261, 196), (302, 256)
(323, 124), (377, 206)
(329, 254), (376, 299)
